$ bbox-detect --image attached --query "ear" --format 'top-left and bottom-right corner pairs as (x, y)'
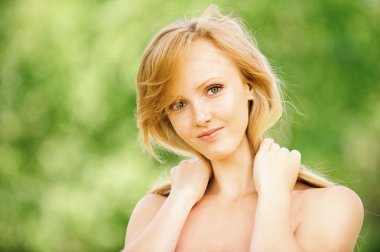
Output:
(245, 83), (254, 100)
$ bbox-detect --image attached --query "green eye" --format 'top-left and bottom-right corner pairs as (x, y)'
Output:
(207, 85), (222, 95)
(170, 101), (185, 111)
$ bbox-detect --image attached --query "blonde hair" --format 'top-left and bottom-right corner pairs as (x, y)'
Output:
(136, 5), (335, 196)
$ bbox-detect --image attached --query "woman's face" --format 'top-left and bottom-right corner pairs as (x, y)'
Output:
(166, 39), (253, 160)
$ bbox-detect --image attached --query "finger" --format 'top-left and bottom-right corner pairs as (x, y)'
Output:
(259, 138), (274, 151)
(270, 142), (280, 152)
(290, 150), (301, 163)
(170, 166), (177, 177)
(279, 147), (289, 154)
(188, 158), (199, 163)
(179, 159), (195, 167)
(290, 149), (301, 161)
(179, 159), (188, 165)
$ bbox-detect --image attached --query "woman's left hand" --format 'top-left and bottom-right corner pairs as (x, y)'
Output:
(253, 138), (301, 194)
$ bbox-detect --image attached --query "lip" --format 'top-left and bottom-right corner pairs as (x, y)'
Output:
(197, 127), (224, 142)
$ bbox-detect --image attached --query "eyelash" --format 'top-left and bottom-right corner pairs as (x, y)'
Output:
(169, 101), (185, 112)
(207, 85), (223, 95)
(169, 84), (223, 112)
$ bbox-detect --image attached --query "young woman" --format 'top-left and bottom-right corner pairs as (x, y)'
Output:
(123, 5), (364, 252)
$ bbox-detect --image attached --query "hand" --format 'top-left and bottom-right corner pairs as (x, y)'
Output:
(253, 138), (301, 194)
(169, 158), (212, 204)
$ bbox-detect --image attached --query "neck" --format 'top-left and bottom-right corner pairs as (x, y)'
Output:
(205, 135), (257, 201)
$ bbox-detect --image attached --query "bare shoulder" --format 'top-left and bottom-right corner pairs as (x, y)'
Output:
(295, 185), (364, 251)
(300, 185), (363, 216)
(124, 194), (167, 245)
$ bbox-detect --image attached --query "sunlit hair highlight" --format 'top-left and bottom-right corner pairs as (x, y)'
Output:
(136, 5), (335, 196)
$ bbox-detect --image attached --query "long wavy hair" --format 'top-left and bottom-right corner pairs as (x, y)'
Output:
(136, 5), (335, 196)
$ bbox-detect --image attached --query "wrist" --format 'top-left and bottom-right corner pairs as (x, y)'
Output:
(168, 191), (198, 206)
(257, 184), (292, 196)
(257, 188), (292, 209)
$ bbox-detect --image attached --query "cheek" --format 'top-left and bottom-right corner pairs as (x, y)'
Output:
(169, 114), (192, 139)
(214, 90), (249, 120)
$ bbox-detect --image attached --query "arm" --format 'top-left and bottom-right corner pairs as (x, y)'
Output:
(250, 138), (303, 251)
(250, 186), (364, 252)
(249, 139), (364, 252)
(250, 186), (303, 252)
(123, 193), (196, 252)
(123, 159), (211, 252)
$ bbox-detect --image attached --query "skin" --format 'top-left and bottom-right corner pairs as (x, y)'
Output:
(123, 39), (364, 252)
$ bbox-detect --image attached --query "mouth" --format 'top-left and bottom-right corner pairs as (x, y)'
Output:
(197, 127), (224, 142)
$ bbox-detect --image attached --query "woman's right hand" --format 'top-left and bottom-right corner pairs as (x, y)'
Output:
(169, 158), (212, 204)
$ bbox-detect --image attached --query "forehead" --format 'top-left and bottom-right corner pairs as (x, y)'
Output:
(169, 39), (241, 95)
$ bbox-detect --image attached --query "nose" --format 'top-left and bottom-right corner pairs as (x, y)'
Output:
(193, 100), (212, 126)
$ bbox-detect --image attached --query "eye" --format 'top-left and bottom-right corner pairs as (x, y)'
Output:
(169, 100), (186, 111)
(207, 85), (223, 95)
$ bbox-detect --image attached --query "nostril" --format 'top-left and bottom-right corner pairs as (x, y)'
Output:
(193, 104), (212, 125)
(195, 112), (212, 126)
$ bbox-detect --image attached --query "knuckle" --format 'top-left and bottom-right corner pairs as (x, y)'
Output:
(179, 159), (190, 166)
(272, 143), (280, 149)
(290, 149), (301, 156)
(290, 150), (301, 160)
(280, 147), (289, 152)
(170, 167), (176, 176)
(180, 159), (188, 164)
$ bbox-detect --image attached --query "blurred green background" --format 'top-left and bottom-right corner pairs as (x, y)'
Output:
(0, 0), (379, 251)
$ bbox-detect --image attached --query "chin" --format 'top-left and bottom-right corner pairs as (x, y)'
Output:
(198, 135), (249, 161)
(200, 145), (238, 161)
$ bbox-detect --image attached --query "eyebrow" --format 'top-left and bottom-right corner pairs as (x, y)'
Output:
(195, 77), (223, 91)
(170, 76), (223, 102)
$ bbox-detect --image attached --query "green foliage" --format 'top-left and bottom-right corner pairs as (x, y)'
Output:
(0, 0), (379, 251)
